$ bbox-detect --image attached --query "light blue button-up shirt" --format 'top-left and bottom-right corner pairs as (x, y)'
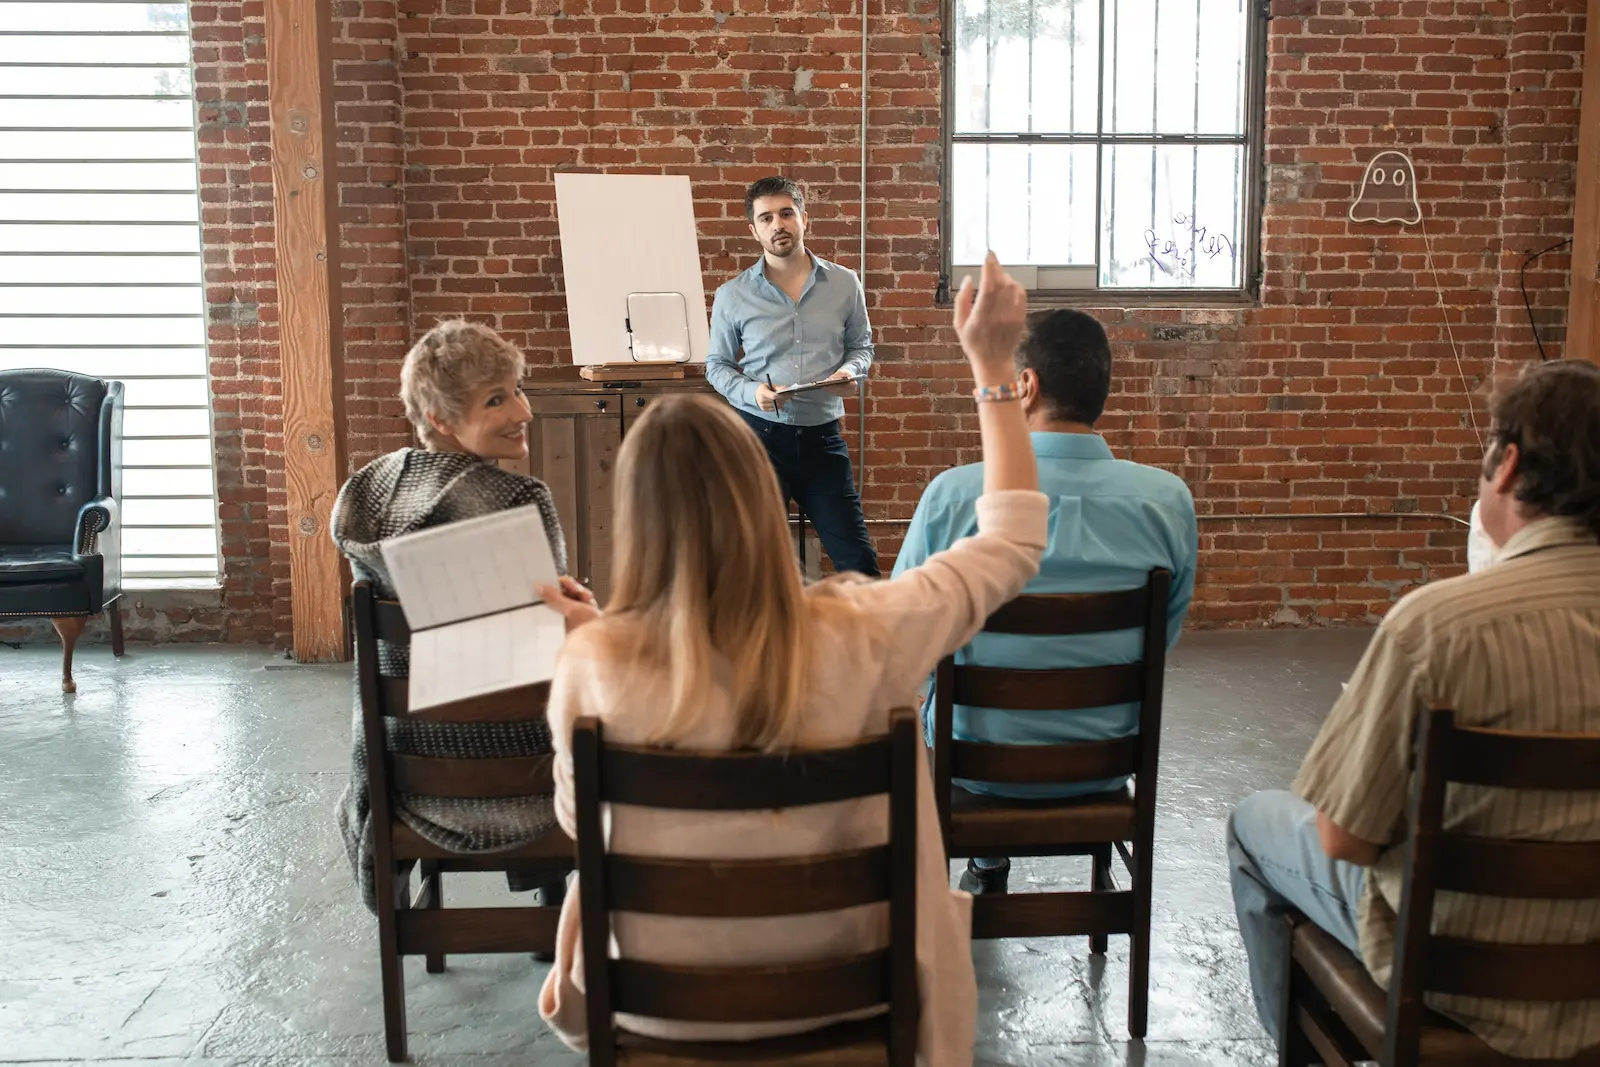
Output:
(893, 432), (1198, 798)
(705, 253), (874, 427)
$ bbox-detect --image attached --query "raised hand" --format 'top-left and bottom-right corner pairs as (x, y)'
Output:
(953, 251), (1028, 386)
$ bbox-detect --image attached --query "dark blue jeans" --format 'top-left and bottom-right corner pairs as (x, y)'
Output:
(737, 410), (879, 577)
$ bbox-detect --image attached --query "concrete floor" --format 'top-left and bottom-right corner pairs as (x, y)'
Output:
(0, 629), (1373, 1066)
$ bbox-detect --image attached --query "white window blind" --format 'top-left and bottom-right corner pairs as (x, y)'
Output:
(0, 1), (218, 583)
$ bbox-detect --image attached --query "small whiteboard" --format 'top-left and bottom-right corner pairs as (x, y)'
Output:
(555, 173), (711, 366)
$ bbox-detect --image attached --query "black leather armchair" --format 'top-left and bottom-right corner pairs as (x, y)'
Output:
(0, 369), (125, 691)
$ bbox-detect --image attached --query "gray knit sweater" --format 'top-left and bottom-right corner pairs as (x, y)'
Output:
(331, 447), (565, 911)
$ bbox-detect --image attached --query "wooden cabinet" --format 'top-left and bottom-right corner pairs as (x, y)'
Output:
(502, 367), (716, 604)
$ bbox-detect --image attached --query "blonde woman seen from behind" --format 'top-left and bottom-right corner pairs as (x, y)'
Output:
(534, 256), (1046, 1067)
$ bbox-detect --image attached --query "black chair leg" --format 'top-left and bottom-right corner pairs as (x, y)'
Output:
(108, 601), (124, 657)
(1089, 844), (1113, 955)
(50, 616), (88, 693)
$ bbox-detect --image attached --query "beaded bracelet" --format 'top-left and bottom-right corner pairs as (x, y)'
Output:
(972, 380), (1022, 403)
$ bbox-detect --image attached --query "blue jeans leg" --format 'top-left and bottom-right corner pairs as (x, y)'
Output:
(1226, 789), (1366, 1042)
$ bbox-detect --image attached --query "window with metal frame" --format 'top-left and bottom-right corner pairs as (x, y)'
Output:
(942, 0), (1267, 297)
(0, 0), (218, 584)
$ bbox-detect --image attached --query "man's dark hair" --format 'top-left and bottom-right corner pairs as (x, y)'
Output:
(1016, 309), (1113, 426)
(1485, 359), (1600, 538)
(745, 176), (805, 221)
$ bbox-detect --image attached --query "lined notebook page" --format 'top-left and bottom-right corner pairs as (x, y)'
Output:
(380, 505), (558, 631)
(408, 604), (565, 711)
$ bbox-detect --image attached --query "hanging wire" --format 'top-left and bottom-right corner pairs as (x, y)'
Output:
(1417, 211), (1482, 448)
(1519, 236), (1573, 362)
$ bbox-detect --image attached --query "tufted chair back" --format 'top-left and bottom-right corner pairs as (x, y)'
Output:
(0, 369), (123, 548)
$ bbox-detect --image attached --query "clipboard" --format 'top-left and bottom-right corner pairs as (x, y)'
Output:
(773, 374), (863, 400)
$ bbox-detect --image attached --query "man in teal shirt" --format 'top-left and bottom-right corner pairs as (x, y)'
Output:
(892, 309), (1197, 895)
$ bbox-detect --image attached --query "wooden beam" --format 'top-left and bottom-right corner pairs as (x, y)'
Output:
(1568, 0), (1600, 363)
(265, 0), (349, 661)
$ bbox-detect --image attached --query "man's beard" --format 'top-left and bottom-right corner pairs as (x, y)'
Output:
(767, 234), (798, 257)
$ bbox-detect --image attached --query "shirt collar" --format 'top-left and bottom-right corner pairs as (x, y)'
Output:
(1029, 431), (1114, 460)
(1496, 515), (1599, 562)
(743, 251), (828, 283)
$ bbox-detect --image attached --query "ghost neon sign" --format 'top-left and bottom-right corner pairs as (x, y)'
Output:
(1349, 150), (1422, 226)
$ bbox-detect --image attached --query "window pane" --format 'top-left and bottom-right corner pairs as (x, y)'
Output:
(1, 315), (203, 344)
(1, 99), (195, 131)
(123, 466), (214, 497)
(124, 437), (211, 467)
(0, 36), (190, 65)
(123, 556), (218, 577)
(0, 285), (202, 316)
(0, 4), (189, 32)
(121, 377), (210, 407)
(124, 408), (211, 437)
(0, 161), (197, 191)
(0, 67), (192, 97)
(123, 498), (216, 526)
(0, 192), (198, 222)
(953, 0), (1098, 134)
(0, 224), (198, 253)
(122, 527), (217, 557)
(1100, 144), (1243, 287)
(0, 257), (201, 285)
(953, 143), (1097, 266)
(0, 348), (205, 377)
(1105, 0), (1247, 134)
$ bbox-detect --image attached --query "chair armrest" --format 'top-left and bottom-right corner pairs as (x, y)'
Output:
(75, 496), (117, 555)
(75, 496), (120, 604)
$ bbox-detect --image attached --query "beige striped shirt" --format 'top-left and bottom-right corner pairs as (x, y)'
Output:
(1294, 516), (1600, 1059)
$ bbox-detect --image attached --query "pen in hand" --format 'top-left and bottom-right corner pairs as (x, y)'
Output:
(766, 373), (780, 412)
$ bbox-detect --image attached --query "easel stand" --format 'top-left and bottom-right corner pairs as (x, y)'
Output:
(579, 363), (686, 383)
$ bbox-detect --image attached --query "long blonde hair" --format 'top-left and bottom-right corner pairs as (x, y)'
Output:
(600, 395), (847, 750)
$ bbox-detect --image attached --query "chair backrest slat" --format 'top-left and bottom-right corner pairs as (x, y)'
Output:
(1446, 726), (1600, 791)
(390, 753), (554, 799)
(605, 847), (889, 917)
(951, 737), (1140, 785)
(1437, 835), (1600, 899)
(598, 739), (892, 810)
(574, 711), (920, 1066)
(609, 953), (889, 1023)
(982, 588), (1149, 635)
(1424, 938), (1600, 1001)
(931, 570), (1171, 852)
(1383, 708), (1600, 1066)
(950, 663), (1143, 711)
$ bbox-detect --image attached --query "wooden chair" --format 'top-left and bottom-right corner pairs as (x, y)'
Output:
(1280, 707), (1600, 1067)
(571, 709), (922, 1067)
(931, 568), (1171, 1039)
(351, 580), (575, 1062)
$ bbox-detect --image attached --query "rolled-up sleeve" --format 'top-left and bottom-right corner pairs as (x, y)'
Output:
(839, 274), (874, 379)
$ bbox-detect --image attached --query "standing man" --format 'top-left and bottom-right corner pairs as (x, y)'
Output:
(705, 176), (879, 576)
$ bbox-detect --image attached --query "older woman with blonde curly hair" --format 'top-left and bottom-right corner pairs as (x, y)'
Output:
(331, 319), (578, 919)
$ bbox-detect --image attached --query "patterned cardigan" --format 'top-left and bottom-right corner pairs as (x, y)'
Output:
(331, 447), (566, 911)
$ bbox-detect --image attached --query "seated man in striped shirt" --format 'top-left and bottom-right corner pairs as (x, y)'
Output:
(893, 309), (1198, 895)
(1228, 359), (1600, 1059)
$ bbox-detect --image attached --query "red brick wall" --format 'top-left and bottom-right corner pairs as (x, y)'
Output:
(180, 0), (1583, 648)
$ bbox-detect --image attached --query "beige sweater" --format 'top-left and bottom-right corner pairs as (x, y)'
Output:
(537, 490), (1049, 1067)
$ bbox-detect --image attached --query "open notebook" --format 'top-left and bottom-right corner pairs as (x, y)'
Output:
(379, 506), (566, 711)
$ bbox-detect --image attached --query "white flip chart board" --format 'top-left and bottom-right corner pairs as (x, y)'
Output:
(554, 172), (711, 366)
